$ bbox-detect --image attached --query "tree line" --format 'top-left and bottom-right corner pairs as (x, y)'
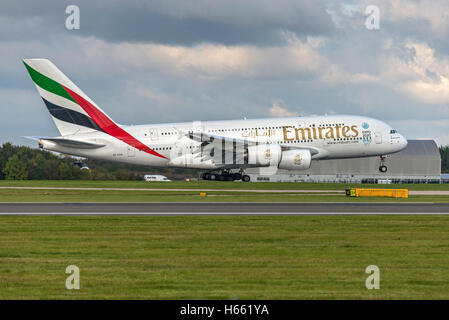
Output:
(0, 142), (198, 180)
(1, 142), (448, 180)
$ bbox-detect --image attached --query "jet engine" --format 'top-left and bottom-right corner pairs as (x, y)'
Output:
(278, 149), (312, 170)
(246, 144), (282, 166)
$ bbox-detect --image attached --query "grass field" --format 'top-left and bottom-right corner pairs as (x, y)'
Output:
(1, 180), (448, 299)
(1, 188), (449, 202)
(0, 179), (448, 190)
(1, 215), (449, 299)
(0, 180), (448, 202)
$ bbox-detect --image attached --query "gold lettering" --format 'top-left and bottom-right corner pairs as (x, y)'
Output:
(295, 127), (312, 140)
(283, 126), (294, 141)
(335, 125), (341, 139)
(351, 125), (359, 137)
(312, 127), (317, 139)
(318, 127), (325, 139)
(325, 127), (335, 139)
(342, 126), (350, 138)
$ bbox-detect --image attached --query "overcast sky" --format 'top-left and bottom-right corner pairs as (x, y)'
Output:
(2, 0), (449, 146)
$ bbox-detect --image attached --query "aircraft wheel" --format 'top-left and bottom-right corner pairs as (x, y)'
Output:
(379, 165), (387, 173)
(202, 173), (211, 180)
(242, 175), (251, 182)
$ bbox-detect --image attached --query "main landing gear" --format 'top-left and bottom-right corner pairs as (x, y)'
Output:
(202, 170), (251, 182)
(379, 155), (388, 173)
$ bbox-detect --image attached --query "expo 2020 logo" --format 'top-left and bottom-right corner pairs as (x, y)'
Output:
(362, 122), (369, 130)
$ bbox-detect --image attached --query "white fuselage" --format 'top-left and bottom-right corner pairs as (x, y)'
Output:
(39, 114), (408, 170)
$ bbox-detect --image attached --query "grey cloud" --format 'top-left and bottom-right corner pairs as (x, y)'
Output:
(2, 0), (449, 147)
(0, 0), (335, 45)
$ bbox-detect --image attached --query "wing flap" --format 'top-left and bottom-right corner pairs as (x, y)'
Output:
(186, 132), (255, 150)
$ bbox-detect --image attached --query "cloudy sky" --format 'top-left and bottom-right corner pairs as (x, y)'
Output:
(2, 0), (449, 146)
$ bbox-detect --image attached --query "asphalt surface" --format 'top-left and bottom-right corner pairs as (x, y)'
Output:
(1, 186), (448, 195)
(1, 202), (449, 214)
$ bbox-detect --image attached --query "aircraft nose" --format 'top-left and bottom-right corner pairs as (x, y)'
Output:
(400, 135), (408, 150)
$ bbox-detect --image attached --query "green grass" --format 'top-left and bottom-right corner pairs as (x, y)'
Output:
(1, 215), (449, 299)
(0, 180), (448, 190)
(0, 188), (448, 202)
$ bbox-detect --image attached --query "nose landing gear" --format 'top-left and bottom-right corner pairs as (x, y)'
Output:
(379, 155), (387, 173)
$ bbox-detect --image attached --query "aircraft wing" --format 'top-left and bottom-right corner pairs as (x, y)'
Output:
(186, 132), (256, 150)
(186, 132), (318, 153)
(185, 132), (320, 162)
(183, 132), (253, 166)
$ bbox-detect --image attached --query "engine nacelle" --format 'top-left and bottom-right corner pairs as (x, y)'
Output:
(278, 149), (312, 170)
(38, 139), (57, 151)
(247, 144), (282, 166)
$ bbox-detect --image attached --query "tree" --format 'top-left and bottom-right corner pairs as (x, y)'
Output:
(27, 152), (46, 179)
(440, 146), (449, 173)
(44, 159), (61, 179)
(59, 162), (73, 180)
(0, 142), (199, 181)
(0, 142), (15, 179)
(3, 155), (28, 180)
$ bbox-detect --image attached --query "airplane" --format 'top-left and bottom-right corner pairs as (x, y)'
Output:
(23, 58), (408, 182)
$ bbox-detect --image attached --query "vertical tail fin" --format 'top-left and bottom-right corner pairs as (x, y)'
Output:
(23, 58), (114, 136)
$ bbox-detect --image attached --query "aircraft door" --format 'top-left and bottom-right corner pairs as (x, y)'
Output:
(127, 145), (136, 157)
(311, 122), (331, 148)
(375, 132), (382, 144)
(192, 120), (203, 133)
(170, 142), (187, 167)
(297, 121), (306, 130)
(149, 128), (158, 141)
(296, 120), (309, 144)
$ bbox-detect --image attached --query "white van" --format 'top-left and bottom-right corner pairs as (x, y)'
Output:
(143, 175), (172, 182)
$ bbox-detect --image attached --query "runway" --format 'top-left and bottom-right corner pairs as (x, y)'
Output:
(0, 186), (447, 195)
(1, 202), (449, 215)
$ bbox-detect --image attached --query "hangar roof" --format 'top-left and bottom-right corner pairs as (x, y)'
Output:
(250, 139), (441, 177)
(395, 140), (440, 157)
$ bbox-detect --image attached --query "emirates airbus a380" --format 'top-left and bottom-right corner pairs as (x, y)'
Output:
(23, 59), (408, 182)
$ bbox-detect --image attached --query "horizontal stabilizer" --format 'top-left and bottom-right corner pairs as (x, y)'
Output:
(24, 136), (105, 149)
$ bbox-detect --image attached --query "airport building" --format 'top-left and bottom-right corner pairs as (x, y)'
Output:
(246, 140), (441, 183)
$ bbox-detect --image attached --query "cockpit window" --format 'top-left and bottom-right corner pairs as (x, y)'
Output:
(390, 129), (398, 134)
